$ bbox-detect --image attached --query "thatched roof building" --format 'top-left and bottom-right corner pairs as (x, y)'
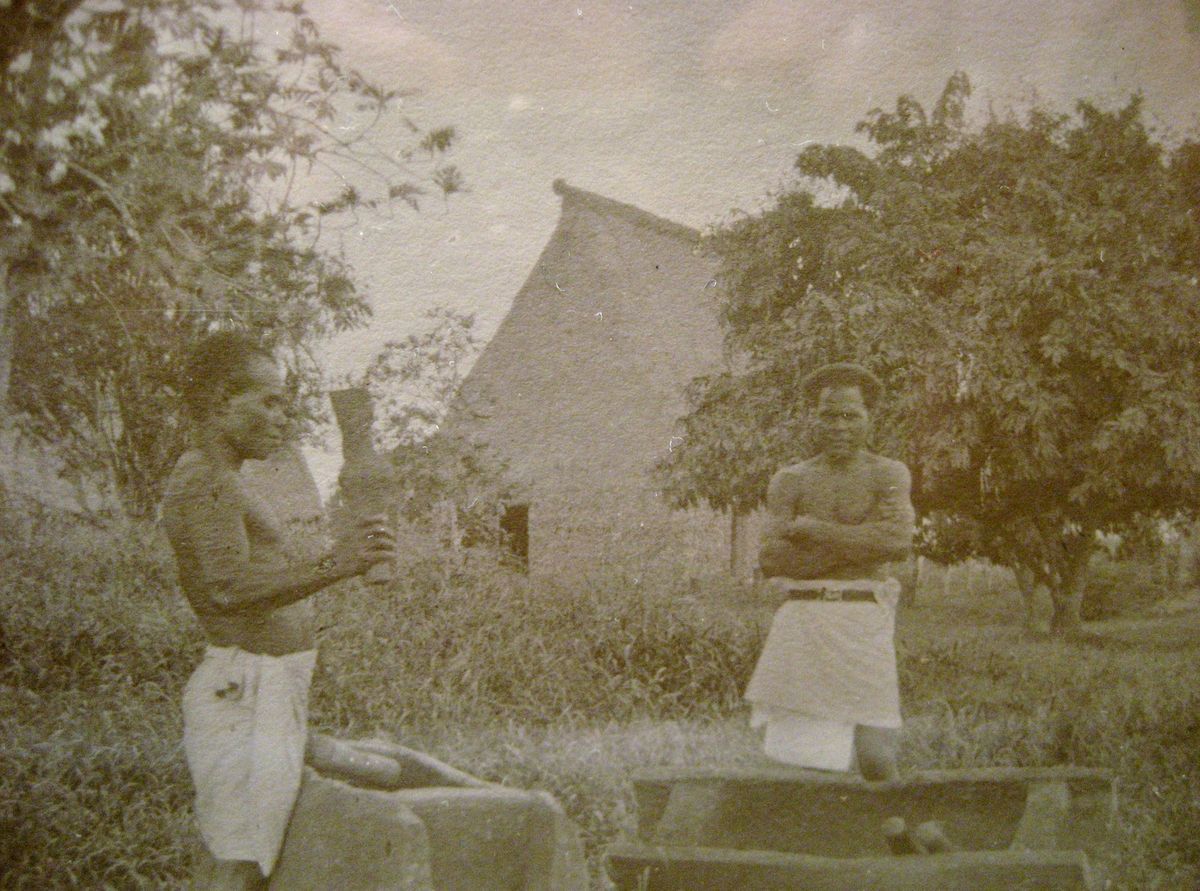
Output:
(453, 180), (759, 580)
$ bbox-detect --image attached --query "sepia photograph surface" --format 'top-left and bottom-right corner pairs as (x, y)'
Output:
(2, 1), (1199, 888)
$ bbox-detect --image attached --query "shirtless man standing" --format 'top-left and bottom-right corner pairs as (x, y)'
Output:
(161, 331), (404, 889)
(745, 363), (914, 782)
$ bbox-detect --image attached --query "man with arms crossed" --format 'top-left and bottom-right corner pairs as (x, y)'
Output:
(162, 331), (404, 890)
(746, 363), (914, 782)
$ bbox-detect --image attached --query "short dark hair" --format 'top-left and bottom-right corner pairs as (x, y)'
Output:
(181, 330), (275, 420)
(801, 362), (883, 410)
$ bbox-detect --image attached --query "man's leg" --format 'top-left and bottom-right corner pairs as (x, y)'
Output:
(306, 731), (404, 789)
(210, 861), (267, 891)
(193, 856), (266, 891)
(853, 725), (899, 781)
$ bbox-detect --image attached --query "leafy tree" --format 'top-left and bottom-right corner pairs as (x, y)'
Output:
(0, 1), (87, 69)
(0, 0), (460, 517)
(361, 308), (482, 453)
(357, 308), (517, 555)
(658, 73), (1200, 634)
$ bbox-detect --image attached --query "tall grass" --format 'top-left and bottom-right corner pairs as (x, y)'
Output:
(0, 514), (197, 888)
(310, 550), (761, 733)
(1, 511), (1197, 888)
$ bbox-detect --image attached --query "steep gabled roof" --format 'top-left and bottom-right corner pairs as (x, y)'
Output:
(452, 179), (723, 488)
(551, 179), (702, 244)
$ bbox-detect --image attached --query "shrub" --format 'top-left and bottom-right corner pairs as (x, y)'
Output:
(1082, 555), (1171, 620)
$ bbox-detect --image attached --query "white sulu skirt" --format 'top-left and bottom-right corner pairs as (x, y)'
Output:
(745, 578), (902, 771)
(182, 645), (317, 876)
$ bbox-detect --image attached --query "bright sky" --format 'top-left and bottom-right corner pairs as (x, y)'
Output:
(294, 0), (1200, 491)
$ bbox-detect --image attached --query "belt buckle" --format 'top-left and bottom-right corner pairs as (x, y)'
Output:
(819, 588), (843, 602)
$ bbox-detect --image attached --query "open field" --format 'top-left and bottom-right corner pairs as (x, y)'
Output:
(1, 513), (1197, 889)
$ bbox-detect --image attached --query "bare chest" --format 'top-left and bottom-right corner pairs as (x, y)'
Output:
(792, 465), (879, 524)
(239, 488), (287, 558)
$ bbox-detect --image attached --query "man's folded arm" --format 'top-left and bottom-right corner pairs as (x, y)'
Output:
(761, 468), (799, 542)
(760, 537), (854, 579)
(789, 462), (915, 563)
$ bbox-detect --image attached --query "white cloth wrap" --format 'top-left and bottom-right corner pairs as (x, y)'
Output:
(745, 578), (902, 770)
(182, 645), (316, 876)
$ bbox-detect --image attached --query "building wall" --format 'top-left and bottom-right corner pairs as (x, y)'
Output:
(456, 182), (760, 580)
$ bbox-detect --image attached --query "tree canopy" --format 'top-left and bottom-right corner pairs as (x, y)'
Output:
(0, 0), (461, 516)
(657, 73), (1200, 632)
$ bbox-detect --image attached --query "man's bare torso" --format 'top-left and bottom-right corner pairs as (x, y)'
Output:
(760, 451), (914, 581)
(162, 449), (315, 656)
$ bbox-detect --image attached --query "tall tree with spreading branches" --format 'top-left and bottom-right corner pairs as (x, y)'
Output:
(0, 0), (463, 517)
(658, 73), (1200, 634)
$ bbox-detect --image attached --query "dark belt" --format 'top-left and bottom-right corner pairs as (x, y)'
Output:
(788, 587), (877, 603)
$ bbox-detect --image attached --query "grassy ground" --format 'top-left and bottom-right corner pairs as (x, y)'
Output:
(1, 513), (1197, 888)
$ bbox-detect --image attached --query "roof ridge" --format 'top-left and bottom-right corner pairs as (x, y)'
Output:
(552, 179), (702, 243)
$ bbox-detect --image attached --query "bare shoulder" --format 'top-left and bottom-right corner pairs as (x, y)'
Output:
(164, 449), (218, 500)
(866, 453), (912, 490)
(776, 457), (822, 480)
(161, 450), (236, 528)
(767, 458), (817, 495)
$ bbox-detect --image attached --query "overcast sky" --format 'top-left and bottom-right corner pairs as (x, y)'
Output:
(293, 0), (1200, 488)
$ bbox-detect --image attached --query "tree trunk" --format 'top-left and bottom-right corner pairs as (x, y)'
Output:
(0, 266), (10, 415)
(1182, 521), (1200, 589)
(899, 554), (919, 608)
(1013, 565), (1039, 630)
(0, 268), (13, 513)
(730, 508), (743, 576)
(1049, 542), (1091, 637)
(1049, 583), (1083, 636)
